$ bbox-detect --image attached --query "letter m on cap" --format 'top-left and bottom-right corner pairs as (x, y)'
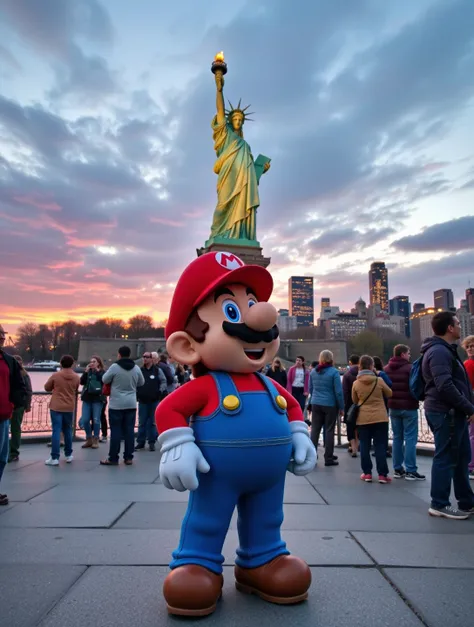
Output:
(215, 252), (244, 270)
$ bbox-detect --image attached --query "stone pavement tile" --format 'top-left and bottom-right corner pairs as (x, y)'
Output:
(29, 483), (190, 503)
(283, 484), (326, 504)
(0, 564), (86, 627)
(3, 459), (38, 472)
(0, 481), (58, 502)
(38, 566), (422, 627)
(0, 501), (131, 528)
(84, 467), (160, 483)
(113, 501), (472, 533)
(353, 531), (474, 567)
(0, 528), (372, 567)
(314, 485), (427, 507)
(383, 568), (474, 627)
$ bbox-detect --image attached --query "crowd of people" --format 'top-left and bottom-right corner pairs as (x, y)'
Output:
(1, 311), (474, 519)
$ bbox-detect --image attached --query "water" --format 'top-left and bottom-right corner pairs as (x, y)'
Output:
(29, 371), (59, 392)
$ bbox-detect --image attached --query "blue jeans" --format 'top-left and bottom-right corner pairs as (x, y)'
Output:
(50, 411), (73, 460)
(0, 420), (10, 484)
(426, 411), (474, 510)
(358, 422), (389, 477)
(137, 401), (158, 446)
(82, 402), (103, 439)
(108, 408), (136, 463)
(390, 409), (419, 473)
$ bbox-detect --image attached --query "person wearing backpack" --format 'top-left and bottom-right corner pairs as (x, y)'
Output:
(384, 345), (425, 481)
(419, 311), (474, 520)
(79, 355), (106, 449)
(135, 352), (167, 451)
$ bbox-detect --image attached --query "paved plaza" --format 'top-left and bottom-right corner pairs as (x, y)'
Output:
(0, 441), (473, 627)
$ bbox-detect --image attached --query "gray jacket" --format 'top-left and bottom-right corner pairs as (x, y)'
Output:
(102, 358), (145, 410)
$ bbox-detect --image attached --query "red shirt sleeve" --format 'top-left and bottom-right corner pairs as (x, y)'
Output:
(464, 360), (474, 390)
(271, 380), (305, 423)
(155, 375), (217, 433)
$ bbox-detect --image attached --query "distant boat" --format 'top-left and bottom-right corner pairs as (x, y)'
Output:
(26, 360), (61, 372)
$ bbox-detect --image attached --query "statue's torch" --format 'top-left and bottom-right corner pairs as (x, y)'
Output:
(211, 51), (227, 78)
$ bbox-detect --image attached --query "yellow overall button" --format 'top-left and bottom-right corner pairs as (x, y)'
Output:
(275, 395), (287, 410)
(223, 394), (240, 411)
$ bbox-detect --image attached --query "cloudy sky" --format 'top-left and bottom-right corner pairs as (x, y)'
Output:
(1, 0), (474, 332)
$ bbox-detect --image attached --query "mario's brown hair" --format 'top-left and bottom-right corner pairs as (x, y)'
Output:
(184, 310), (210, 378)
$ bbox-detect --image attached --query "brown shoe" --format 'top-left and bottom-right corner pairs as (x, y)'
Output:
(91, 437), (99, 449)
(234, 555), (311, 604)
(163, 564), (223, 616)
(82, 438), (93, 449)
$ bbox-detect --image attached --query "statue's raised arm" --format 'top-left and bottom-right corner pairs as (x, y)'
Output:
(215, 72), (225, 125)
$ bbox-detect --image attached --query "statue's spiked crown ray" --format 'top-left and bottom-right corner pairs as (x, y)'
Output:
(225, 98), (255, 122)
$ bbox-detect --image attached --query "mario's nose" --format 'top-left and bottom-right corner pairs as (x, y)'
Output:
(244, 301), (277, 332)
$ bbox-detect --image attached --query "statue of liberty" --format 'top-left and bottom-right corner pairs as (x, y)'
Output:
(207, 54), (271, 245)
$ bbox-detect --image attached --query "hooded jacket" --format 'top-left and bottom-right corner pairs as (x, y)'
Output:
(421, 336), (474, 417)
(384, 357), (419, 410)
(102, 358), (145, 410)
(351, 371), (392, 426)
(44, 368), (80, 412)
(342, 365), (359, 413)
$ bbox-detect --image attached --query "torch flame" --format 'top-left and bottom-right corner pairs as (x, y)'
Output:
(214, 51), (225, 62)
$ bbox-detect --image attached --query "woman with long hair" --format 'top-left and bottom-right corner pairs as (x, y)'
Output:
(265, 357), (287, 388)
(8, 355), (32, 462)
(308, 350), (344, 466)
(79, 355), (105, 449)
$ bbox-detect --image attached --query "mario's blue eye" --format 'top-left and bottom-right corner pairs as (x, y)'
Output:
(248, 298), (257, 308)
(222, 299), (241, 323)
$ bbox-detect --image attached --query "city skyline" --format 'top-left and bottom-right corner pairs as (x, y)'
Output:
(1, 1), (474, 334)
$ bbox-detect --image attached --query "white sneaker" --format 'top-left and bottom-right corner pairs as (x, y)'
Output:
(65, 455), (73, 463)
(45, 457), (59, 466)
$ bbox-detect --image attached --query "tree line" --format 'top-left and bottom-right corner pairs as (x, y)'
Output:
(4, 316), (165, 362)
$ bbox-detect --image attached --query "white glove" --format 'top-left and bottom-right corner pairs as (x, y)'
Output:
(287, 421), (317, 476)
(158, 427), (210, 492)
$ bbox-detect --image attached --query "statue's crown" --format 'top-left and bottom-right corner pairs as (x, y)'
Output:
(225, 98), (254, 122)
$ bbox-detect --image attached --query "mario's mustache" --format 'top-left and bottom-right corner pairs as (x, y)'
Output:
(222, 321), (279, 344)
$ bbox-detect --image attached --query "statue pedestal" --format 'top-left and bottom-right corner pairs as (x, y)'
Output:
(197, 240), (270, 268)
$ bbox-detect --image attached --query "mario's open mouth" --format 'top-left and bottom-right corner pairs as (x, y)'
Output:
(244, 349), (265, 361)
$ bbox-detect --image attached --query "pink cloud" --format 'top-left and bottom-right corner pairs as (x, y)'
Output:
(47, 260), (84, 270)
(66, 236), (106, 248)
(150, 217), (184, 227)
(13, 194), (62, 212)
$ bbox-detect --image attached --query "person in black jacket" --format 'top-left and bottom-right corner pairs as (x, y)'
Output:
(421, 311), (474, 520)
(136, 352), (166, 451)
(265, 357), (288, 388)
(0, 325), (26, 505)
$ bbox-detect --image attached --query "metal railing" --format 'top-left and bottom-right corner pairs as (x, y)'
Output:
(21, 392), (434, 447)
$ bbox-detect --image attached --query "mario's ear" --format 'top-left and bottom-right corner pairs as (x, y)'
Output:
(166, 331), (201, 365)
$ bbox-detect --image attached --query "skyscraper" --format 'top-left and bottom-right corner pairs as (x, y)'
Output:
(288, 276), (314, 327)
(389, 295), (411, 337)
(321, 297), (330, 309)
(413, 303), (425, 314)
(466, 288), (474, 314)
(369, 262), (389, 313)
(434, 289), (454, 312)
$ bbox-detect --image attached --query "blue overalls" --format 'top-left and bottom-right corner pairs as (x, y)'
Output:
(170, 371), (294, 574)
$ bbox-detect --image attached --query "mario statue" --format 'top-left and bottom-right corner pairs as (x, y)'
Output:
(155, 251), (317, 617)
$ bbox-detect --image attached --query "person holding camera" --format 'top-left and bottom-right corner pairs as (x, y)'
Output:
(79, 355), (105, 449)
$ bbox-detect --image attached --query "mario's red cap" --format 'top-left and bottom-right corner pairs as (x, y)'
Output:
(165, 251), (273, 339)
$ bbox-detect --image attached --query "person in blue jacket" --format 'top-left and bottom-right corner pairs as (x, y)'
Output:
(308, 350), (344, 466)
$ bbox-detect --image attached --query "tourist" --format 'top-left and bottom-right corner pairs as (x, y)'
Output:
(373, 356), (392, 458)
(79, 355), (106, 450)
(286, 355), (309, 413)
(342, 354), (360, 457)
(422, 312), (474, 519)
(352, 355), (392, 483)
(265, 357), (288, 388)
(384, 345), (425, 481)
(308, 350), (344, 466)
(44, 355), (80, 466)
(0, 324), (26, 505)
(158, 353), (175, 395)
(462, 335), (474, 481)
(9, 355), (32, 462)
(135, 352), (166, 451)
(100, 346), (144, 466)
